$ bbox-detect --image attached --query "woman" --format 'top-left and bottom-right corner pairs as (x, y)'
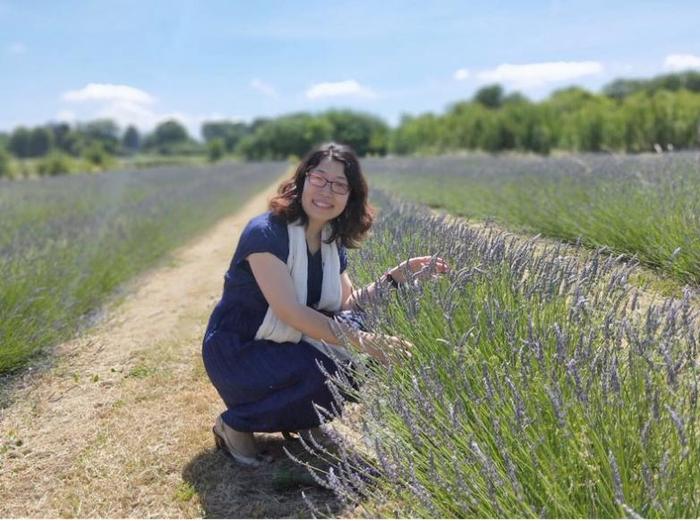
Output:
(202, 142), (449, 466)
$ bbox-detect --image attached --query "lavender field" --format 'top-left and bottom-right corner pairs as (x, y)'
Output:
(364, 152), (700, 285)
(307, 190), (699, 517)
(2, 154), (699, 517)
(0, 162), (286, 373)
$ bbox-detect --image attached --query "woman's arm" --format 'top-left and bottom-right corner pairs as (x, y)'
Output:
(248, 252), (408, 363)
(341, 272), (383, 311)
(248, 252), (343, 344)
(342, 255), (451, 311)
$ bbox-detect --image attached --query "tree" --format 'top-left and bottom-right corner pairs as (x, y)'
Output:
(145, 119), (190, 153)
(47, 123), (83, 156)
(201, 121), (250, 152)
(235, 113), (332, 160)
(602, 71), (700, 100)
(321, 110), (390, 156)
(8, 127), (31, 158)
(602, 78), (647, 100)
(473, 84), (504, 109)
(390, 113), (442, 154)
(502, 92), (529, 105)
(79, 119), (120, 154)
(249, 117), (270, 133)
(28, 127), (53, 157)
(122, 125), (141, 153)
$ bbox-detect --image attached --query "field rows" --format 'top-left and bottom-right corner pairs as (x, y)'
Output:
(0, 161), (287, 373)
(313, 189), (700, 517)
(1, 155), (699, 517)
(365, 152), (700, 285)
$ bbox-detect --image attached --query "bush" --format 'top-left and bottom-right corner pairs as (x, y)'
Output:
(207, 138), (224, 162)
(37, 152), (71, 176)
(83, 142), (110, 168)
(0, 147), (11, 178)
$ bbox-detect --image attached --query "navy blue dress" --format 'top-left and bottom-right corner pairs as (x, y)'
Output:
(202, 211), (351, 433)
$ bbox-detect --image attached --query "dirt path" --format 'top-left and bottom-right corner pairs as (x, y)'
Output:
(0, 177), (345, 518)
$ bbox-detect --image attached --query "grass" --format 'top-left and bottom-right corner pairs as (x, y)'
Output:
(0, 161), (287, 374)
(364, 152), (700, 285)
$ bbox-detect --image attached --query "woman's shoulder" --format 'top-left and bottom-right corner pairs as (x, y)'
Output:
(237, 211), (289, 261)
(245, 211), (288, 236)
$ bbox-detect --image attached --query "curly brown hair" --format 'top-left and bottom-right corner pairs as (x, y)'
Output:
(269, 142), (374, 248)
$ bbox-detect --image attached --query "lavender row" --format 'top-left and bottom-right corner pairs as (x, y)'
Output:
(362, 152), (700, 285)
(306, 190), (699, 518)
(0, 162), (286, 373)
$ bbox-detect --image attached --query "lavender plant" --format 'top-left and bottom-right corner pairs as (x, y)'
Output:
(0, 162), (286, 374)
(363, 152), (700, 285)
(301, 190), (699, 518)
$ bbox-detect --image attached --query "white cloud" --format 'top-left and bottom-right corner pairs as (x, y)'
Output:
(6, 42), (26, 55)
(95, 100), (204, 137)
(250, 78), (278, 98)
(96, 100), (163, 129)
(454, 68), (470, 81)
(305, 80), (376, 100)
(57, 82), (241, 139)
(664, 53), (700, 72)
(62, 83), (156, 104)
(476, 61), (604, 89)
(55, 109), (76, 122)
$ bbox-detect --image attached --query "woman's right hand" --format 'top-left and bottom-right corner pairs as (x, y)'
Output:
(381, 334), (414, 354)
(357, 332), (413, 364)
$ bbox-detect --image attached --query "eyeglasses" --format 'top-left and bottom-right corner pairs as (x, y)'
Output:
(305, 171), (351, 195)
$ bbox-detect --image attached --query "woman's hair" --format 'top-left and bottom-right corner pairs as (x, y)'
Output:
(269, 142), (374, 248)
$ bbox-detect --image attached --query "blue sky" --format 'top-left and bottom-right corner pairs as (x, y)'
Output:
(2, 0), (700, 138)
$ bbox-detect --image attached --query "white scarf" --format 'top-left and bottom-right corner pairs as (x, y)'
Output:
(254, 220), (355, 362)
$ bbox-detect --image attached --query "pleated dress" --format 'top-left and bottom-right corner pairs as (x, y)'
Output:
(202, 211), (352, 433)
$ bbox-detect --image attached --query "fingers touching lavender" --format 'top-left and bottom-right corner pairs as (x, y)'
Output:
(388, 255), (450, 284)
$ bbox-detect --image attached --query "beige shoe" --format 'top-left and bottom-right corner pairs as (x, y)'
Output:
(283, 426), (336, 447)
(213, 416), (272, 467)
(299, 427), (325, 441)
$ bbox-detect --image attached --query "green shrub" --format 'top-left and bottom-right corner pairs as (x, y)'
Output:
(207, 138), (224, 162)
(37, 152), (71, 176)
(0, 147), (11, 178)
(83, 142), (109, 168)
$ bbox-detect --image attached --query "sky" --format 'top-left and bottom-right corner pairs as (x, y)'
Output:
(2, 0), (700, 138)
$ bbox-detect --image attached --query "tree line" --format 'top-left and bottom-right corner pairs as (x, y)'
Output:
(391, 71), (700, 155)
(2, 70), (700, 177)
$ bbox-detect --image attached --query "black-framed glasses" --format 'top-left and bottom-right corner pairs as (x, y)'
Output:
(305, 171), (351, 195)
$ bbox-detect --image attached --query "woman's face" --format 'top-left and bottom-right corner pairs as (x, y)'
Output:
(301, 157), (350, 225)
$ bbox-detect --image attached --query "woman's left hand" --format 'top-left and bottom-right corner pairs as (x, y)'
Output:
(388, 255), (450, 284)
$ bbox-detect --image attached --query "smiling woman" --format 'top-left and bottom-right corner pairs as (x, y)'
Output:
(201, 142), (449, 467)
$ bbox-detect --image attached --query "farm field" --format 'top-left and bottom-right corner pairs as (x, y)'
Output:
(0, 161), (288, 374)
(1, 155), (699, 517)
(364, 152), (700, 286)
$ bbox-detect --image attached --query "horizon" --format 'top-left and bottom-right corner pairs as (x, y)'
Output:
(2, 0), (700, 138)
